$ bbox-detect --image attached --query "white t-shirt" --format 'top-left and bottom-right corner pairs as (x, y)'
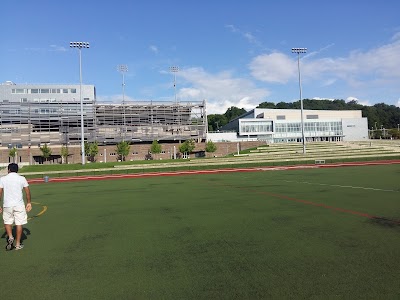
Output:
(0, 172), (29, 207)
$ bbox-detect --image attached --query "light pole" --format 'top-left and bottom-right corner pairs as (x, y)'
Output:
(70, 41), (89, 165)
(292, 47), (307, 154)
(118, 64), (128, 141)
(169, 66), (179, 104)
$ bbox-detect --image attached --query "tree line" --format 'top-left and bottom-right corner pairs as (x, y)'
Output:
(207, 99), (400, 133)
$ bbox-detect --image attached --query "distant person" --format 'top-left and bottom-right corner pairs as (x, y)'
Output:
(0, 163), (32, 251)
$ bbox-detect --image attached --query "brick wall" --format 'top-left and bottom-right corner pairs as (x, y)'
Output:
(0, 141), (267, 165)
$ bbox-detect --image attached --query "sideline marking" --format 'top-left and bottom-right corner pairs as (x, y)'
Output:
(284, 180), (399, 193)
(29, 202), (48, 220)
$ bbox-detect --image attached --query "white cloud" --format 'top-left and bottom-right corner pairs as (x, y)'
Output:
(25, 45), (67, 52)
(249, 34), (400, 106)
(149, 45), (158, 54)
(304, 38), (400, 85)
(320, 78), (337, 87)
(392, 32), (400, 41)
(249, 52), (295, 84)
(225, 24), (238, 33)
(346, 97), (359, 102)
(50, 45), (67, 52)
(312, 97), (335, 101)
(305, 44), (335, 59)
(225, 24), (261, 46)
(177, 67), (270, 114)
(24, 47), (43, 52)
(99, 32), (400, 113)
(345, 97), (373, 106)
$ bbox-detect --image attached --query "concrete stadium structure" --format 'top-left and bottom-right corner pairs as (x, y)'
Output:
(0, 81), (208, 165)
(0, 81), (207, 147)
(208, 108), (368, 143)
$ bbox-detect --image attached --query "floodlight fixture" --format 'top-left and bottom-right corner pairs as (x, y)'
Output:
(169, 66), (179, 104)
(70, 41), (90, 164)
(292, 47), (307, 154)
(70, 42), (90, 49)
(117, 64), (128, 140)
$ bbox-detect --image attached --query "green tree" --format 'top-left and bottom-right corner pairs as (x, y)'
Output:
(85, 142), (99, 162)
(207, 114), (228, 131)
(224, 106), (247, 122)
(40, 143), (52, 162)
(257, 101), (277, 109)
(388, 128), (400, 139)
(150, 140), (162, 160)
(372, 129), (382, 139)
(116, 141), (130, 161)
(61, 145), (69, 164)
(179, 139), (196, 157)
(9, 147), (17, 163)
(205, 140), (217, 155)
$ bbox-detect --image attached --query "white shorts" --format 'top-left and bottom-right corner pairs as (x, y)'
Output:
(2, 205), (28, 225)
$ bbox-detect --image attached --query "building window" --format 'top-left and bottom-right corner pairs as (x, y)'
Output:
(31, 89), (39, 94)
(240, 120), (273, 133)
(277, 115), (286, 120)
(71, 89), (77, 93)
(12, 89), (25, 94)
(20, 98), (28, 103)
(40, 89), (50, 93)
(306, 115), (318, 119)
(62, 89), (69, 93)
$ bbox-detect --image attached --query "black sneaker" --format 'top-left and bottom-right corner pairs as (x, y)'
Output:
(6, 237), (14, 251)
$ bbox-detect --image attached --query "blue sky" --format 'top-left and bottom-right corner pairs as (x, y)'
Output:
(2, 0), (400, 113)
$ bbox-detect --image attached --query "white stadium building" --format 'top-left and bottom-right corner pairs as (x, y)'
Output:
(208, 108), (368, 143)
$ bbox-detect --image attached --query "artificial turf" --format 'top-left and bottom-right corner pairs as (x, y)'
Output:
(1, 164), (399, 299)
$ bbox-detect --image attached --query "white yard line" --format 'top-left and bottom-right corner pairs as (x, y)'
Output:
(284, 180), (399, 193)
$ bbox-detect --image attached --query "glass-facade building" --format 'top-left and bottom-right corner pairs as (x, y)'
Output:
(214, 108), (368, 143)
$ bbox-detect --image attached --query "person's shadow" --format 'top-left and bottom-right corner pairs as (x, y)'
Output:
(1, 227), (31, 244)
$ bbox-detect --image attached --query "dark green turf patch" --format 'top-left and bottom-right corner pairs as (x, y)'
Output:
(369, 216), (400, 228)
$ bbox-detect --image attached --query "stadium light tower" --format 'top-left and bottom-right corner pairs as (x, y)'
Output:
(70, 41), (90, 165)
(169, 66), (179, 104)
(118, 64), (128, 140)
(292, 47), (307, 154)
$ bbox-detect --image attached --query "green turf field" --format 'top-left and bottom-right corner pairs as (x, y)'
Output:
(1, 164), (400, 299)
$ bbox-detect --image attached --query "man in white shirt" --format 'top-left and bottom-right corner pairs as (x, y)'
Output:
(0, 163), (32, 251)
